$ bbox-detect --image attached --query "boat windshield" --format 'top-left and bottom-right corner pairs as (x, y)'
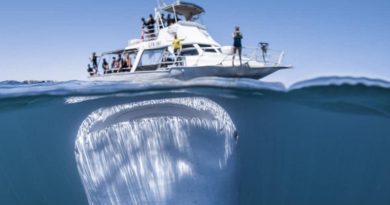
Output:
(137, 48), (167, 71)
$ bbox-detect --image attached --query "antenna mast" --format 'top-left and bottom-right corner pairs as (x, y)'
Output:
(156, 0), (163, 8)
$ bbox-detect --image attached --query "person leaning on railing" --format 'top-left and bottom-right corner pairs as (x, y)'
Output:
(147, 14), (156, 38)
(141, 14), (157, 40)
(141, 17), (148, 40)
(159, 14), (167, 29)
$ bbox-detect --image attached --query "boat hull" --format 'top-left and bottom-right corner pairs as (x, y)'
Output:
(89, 65), (291, 81)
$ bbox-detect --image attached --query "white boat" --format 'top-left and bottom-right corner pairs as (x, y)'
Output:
(89, 1), (292, 81)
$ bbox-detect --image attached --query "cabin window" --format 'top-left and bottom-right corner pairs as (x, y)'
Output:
(137, 48), (165, 71)
(181, 44), (199, 56)
(198, 44), (217, 53)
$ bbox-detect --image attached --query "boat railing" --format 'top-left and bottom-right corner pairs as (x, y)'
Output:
(158, 51), (187, 69)
(142, 26), (159, 41)
(242, 47), (285, 66)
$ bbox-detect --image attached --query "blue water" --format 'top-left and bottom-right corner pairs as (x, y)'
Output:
(0, 77), (389, 205)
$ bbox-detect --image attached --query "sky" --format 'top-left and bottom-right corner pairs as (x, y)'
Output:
(0, 0), (389, 85)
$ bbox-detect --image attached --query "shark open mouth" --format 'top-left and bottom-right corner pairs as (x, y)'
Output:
(75, 97), (239, 205)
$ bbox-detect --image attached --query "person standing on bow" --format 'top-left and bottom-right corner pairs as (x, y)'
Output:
(232, 26), (243, 67)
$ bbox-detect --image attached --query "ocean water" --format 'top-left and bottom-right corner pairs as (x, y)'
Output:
(0, 77), (389, 205)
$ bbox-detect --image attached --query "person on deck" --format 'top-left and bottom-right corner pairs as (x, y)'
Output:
(160, 14), (167, 28)
(141, 18), (148, 40)
(102, 58), (109, 74)
(141, 17), (148, 27)
(232, 26), (243, 67)
(116, 54), (123, 71)
(147, 14), (156, 37)
(87, 64), (95, 76)
(172, 34), (183, 56)
(175, 14), (182, 22)
(111, 57), (117, 72)
(90, 52), (98, 70)
(126, 54), (132, 69)
(167, 14), (174, 26)
(172, 34), (184, 65)
(120, 54), (129, 71)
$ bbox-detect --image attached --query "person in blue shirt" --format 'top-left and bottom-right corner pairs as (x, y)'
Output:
(232, 26), (243, 67)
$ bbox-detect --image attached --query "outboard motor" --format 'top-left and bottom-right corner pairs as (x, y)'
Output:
(259, 42), (269, 64)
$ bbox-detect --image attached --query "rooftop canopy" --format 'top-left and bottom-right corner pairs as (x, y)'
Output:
(102, 48), (138, 55)
(161, 1), (205, 21)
